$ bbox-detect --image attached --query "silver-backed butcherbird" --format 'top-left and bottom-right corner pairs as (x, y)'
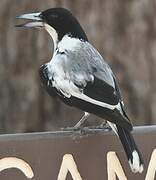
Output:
(16, 8), (144, 173)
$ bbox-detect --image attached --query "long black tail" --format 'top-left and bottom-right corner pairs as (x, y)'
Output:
(116, 125), (144, 173)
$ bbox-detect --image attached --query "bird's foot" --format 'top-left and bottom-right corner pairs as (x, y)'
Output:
(90, 122), (112, 131)
(61, 124), (111, 134)
(61, 126), (90, 135)
(61, 126), (79, 131)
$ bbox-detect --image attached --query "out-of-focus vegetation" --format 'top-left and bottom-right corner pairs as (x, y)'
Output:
(0, 0), (156, 133)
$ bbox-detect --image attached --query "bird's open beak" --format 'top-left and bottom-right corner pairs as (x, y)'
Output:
(16, 12), (44, 28)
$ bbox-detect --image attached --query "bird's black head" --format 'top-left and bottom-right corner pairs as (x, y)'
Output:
(16, 8), (88, 42)
(41, 8), (88, 41)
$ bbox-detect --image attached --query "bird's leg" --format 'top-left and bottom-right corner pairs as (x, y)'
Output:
(74, 112), (90, 129)
(61, 112), (90, 131)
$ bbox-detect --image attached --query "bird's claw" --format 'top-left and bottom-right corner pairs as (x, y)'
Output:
(89, 123), (112, 131)
(61, 126), (90, 135)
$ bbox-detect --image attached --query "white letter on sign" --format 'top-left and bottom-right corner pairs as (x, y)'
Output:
(0, 157), (34, 179)
(57, 154), (82, 180)
(107, 152), (127, 180)
(145, 149), (156, 180)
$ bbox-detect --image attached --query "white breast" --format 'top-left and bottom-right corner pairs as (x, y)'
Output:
(46, 52), (79, 98)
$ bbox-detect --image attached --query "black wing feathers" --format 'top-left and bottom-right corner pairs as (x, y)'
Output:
(68, 96), (133, 131)
(83, 76), (120, 105)
(39, 64), (132, 130)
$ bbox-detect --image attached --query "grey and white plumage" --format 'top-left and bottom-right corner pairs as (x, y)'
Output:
(16, 8), (144, 173)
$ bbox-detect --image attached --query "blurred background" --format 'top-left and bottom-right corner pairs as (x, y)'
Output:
(0, 0), (156, 134)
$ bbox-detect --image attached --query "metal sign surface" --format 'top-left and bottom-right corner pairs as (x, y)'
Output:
(0, 126), (155, 180)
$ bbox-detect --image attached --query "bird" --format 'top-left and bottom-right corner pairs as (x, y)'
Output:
(16, 7), (144, 173)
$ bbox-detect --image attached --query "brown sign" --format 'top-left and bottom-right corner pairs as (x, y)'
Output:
(0, 126), (156, 180)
